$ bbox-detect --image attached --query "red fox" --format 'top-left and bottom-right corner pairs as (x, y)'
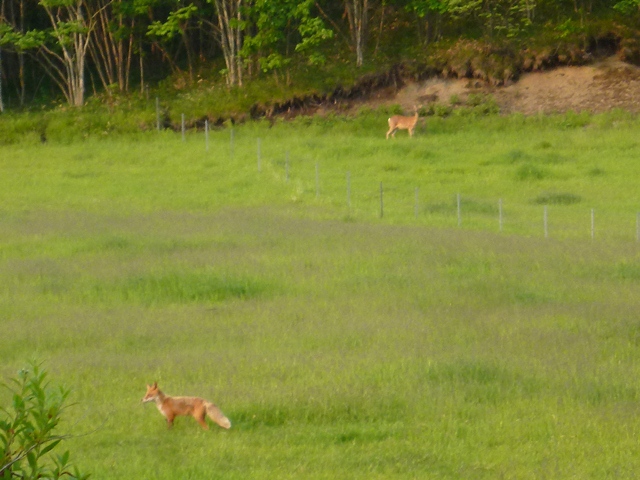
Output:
(142, 382), (231, 430)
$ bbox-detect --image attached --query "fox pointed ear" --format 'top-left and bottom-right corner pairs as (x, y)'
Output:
(153, 382), (158, 388)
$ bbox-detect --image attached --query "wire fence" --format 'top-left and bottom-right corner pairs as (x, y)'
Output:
(168, 105), (640, 243)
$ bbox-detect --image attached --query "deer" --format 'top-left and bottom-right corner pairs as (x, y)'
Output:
(386, 105), (421, 139)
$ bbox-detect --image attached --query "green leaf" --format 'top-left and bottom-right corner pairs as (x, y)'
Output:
(58, 450), (70, 467)
(27, 450), (37, 470)
(40, 439), (61, 456)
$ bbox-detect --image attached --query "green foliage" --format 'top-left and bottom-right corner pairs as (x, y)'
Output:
(533, 191), (582, 205)
(406, 0), (448, 18)
(147, 4), (198, 40)
(515, 163), (550, 180)
(0, 362), (87, 480)
(614, 0), (640, 14)
(85, 271), (272, 306)
(241, 0), (333, 73)
(0, 0), (640, 110)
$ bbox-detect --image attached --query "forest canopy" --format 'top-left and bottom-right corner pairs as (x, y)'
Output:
(0, 0), (639, 110)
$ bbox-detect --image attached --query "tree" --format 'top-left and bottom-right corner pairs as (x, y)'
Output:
(292, 1), (334, 66)
(89, 0), (148, 94)
(0, 0), (105, 106)
(209, 0), (243, 87)
(442, 0), (537, 38)
(147, 1), (199, 82)
(0, 0), (29, 106)
(404, 0), (449, 46)
(0, 0), (5, 111)
(0, 362), (88, 480)
(345, 0), (371, 67)
(0, 44), (3, 111)
(241, 0), (332, 84)
(614, 0), (640, 14)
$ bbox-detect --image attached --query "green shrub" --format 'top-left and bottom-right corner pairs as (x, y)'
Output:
(533, 192), (582, 205)
(0, 362), (88, 480)
(515, 163), (550, 181)
(85, 271), (271, 306)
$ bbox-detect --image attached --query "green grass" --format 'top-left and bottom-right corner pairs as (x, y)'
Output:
(2, 111), (640, 478)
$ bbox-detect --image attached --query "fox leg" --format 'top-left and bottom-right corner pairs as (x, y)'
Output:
(164, 412), (175, 428)
(194, 409), (209, 430)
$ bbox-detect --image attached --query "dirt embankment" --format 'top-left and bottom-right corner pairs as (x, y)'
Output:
(185, 39), (640, 130)
(240, 57), (640, 127)
(395, 57), (640, 115)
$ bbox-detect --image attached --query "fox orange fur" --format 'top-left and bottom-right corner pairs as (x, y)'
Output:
(142, 382), (231, 430)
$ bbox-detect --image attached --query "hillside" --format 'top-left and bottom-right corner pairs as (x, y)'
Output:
(376, 57), (640, 116)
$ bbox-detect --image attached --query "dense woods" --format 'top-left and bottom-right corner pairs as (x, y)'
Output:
(0, 0), (639, 110)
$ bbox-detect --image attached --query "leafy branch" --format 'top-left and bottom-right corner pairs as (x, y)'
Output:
(0, 362), (88, 480)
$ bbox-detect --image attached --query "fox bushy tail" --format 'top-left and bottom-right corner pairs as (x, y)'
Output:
(206, 402), (231, 429)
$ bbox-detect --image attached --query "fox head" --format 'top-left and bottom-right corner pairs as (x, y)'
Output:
(142, 382), (160, 403)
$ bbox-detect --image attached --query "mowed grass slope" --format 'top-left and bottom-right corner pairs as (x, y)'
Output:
(1, 111), (640, 478)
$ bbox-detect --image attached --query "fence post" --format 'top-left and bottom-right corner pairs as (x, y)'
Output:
(257, 138), (261, 172)
(205, 120), (209, 152)
(156, 97), (160, 131)
(230, 128), (234, 159)
(286, 151), (290, 182)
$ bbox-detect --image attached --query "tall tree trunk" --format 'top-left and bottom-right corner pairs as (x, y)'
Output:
(38, 0), (98, 106)
(89, 0), (134, 94)
(18, 0), (24, 105)
(344, 0), (369, 67)
(0, 46), (4, 112)
(139, 36), (145, 96)
(4, 0), (26, 106)
(0, 0), (4, 112)
(212, 0), (243, 87)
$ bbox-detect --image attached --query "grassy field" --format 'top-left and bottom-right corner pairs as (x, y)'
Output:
(2, 110), (640, 478)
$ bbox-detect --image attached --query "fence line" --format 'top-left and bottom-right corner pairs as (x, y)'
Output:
(264, 152), (639, 241)
(172, 130), (640, 243)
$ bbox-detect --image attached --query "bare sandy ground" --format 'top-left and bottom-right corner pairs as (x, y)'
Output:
(389, 57), (640, 115)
